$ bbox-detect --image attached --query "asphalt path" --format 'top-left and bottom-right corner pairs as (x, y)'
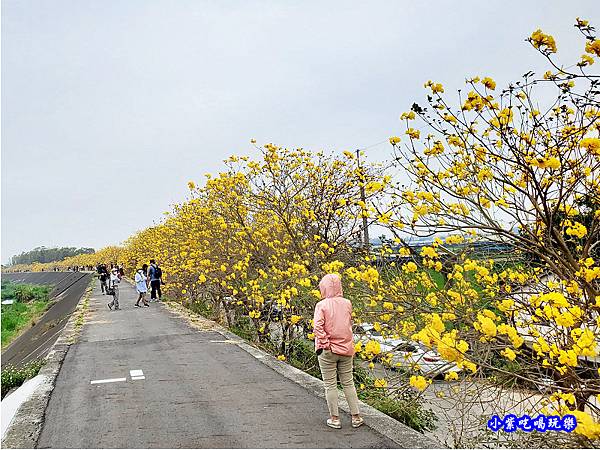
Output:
(37, 280), (396, 448)
(1, 272), (92, 369)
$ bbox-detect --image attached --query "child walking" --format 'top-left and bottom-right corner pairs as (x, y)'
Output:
(107, 267), (121, 310)
(134, 264), (149, 307)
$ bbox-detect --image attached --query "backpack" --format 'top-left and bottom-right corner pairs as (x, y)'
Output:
(155, 266), (162, 279)
(134, 270), (145, 283)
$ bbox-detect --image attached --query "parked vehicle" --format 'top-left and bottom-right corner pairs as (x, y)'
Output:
(353, 323), (460, 378)
(354, 323), (401, 352)
(388, 341), (460, 378)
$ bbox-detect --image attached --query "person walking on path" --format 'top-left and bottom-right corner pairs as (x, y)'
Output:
(134, 264), (149, 308)
(147, 259), (163, 302)
(98, 264), (109, 294)
(313, 273), (364, 430)
(107, 267), (121, 310)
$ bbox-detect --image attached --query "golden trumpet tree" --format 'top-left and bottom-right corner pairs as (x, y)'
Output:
(351, 18), (600, 443)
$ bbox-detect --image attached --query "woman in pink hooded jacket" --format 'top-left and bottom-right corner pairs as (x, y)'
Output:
(313, 273), (363, 429)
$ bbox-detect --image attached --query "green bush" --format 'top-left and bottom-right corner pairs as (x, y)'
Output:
(288, 338), (321, 378)
(2, 302), (28, 332)
(188, 299), (214, 319)
(1, 281), (15, 300)
(1, 360), (45, 398)
(13, 284), (50, 302)
(230, 315), (257, 341)
(1, 282), (51, 347)
(1, 281), (51, 303)
(354, 366), (437, 433)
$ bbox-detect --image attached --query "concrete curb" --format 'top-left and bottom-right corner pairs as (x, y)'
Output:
(163, 301), (442, 449)
(1, 278), (93, 449)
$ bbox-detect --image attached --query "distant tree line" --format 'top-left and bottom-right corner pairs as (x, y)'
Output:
(10, 246), (95, 265)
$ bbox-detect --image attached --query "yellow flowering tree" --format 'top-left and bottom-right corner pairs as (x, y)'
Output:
(354, 18), (600, 445)
(7, 17), (600, 446)
(119, 145), (387, 356)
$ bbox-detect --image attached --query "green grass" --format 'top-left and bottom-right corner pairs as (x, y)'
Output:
(1, 282), (51, 348)
(229, 316), (257, 341)
(1, 360), (45, 398)
(1, 281), (50, 303)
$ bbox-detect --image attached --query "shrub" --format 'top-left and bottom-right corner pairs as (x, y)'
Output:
(288, 338), (320, 378)
(354, 366), (437, 433)
(229, 316), (257, 342)
(1, 360), (45, 398)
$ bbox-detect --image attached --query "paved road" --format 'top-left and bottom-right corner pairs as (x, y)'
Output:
(38, 280), (397, 448)
(1, 272), (92, 368)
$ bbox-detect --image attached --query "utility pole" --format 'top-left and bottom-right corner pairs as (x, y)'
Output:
(356, 149), (370, 252)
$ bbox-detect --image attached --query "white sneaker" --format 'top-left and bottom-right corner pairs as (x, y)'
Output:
(327, 418), (342, 429)
(352, 417), (364, 428)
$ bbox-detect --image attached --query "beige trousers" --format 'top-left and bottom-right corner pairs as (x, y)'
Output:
(317, 350), (360, 417)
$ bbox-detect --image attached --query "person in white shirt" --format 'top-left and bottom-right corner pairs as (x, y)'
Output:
(134, 264), (149, 308)
(107, 267), (121, 310)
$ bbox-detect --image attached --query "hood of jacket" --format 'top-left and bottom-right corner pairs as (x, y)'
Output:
(319, 273), (343, 299)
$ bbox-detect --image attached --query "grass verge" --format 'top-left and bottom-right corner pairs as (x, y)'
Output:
(1, 282), (52, 348)
(0, 359), (45, 399)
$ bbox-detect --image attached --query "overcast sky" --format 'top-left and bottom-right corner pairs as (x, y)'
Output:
(2, 0), (598, 262)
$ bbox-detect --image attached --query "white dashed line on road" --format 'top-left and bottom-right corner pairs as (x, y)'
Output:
(130, 369), (145, 380)
(90, 377), (127, 385)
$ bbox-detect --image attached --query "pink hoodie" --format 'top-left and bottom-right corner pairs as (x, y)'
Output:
(313, 274), (354, 357)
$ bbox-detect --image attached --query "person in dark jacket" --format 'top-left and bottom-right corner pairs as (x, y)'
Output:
(147, 259), (163, 302)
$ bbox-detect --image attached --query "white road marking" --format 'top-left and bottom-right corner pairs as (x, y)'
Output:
(131, 376), (145, 381)
(90, 377), (127, 385)
(130, 369), (144, 377)
(209, 339), (241, 344)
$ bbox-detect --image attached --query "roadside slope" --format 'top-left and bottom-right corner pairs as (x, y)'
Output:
(1, 272), (92, 368)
